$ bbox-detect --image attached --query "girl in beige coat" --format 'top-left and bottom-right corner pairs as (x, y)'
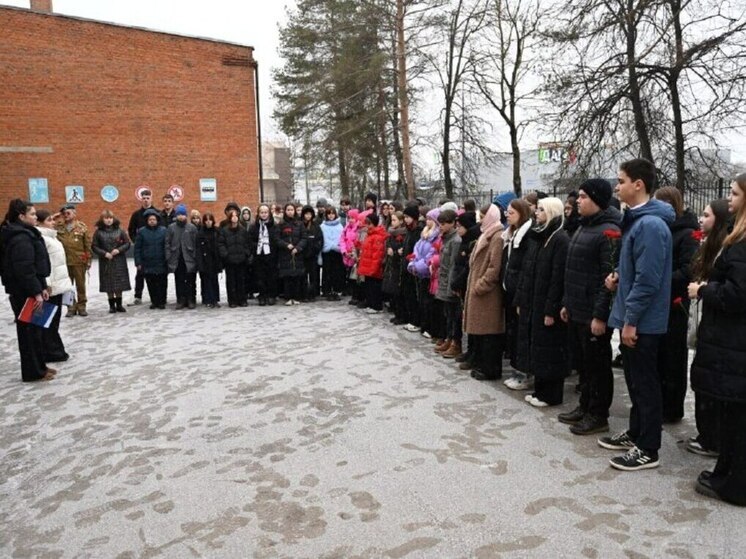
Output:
(463, 204), (505, 381)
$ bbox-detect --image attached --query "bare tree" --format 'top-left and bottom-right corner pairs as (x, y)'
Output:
(473, 0), (543, 197)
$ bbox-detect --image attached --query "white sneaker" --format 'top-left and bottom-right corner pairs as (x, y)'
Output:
(293, 299), (301, 305)
(421, 331), (432, 339)
(529, 397), (549, 408)
(285, 300), (293, 306)
(365, 308), (382, 314)
(511, 377), (534, 391)
(524, 394), (534, 402)
(404, 324), (419, 332)
(504, 377), (520, 389)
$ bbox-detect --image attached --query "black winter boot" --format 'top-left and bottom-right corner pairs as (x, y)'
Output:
(115, 297), (126, 312)
(108, 298), (117, 313)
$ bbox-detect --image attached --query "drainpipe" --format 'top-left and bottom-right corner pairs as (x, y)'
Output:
(253, 58), (265, 203)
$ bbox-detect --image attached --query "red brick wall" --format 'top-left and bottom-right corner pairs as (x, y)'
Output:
(0, 7), (260, 229)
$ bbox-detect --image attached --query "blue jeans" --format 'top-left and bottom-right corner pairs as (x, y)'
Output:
(621, 333), (663, 452)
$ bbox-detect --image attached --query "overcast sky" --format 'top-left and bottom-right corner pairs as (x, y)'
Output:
(3, 0), (743, 165)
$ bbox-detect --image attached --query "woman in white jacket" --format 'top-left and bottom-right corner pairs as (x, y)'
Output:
(36, 209), (73, 362)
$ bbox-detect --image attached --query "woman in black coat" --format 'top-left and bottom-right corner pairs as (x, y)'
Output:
(0, 199), (54, 382)
(501, 199), (533, 383)
(689, 174), (746, 506)
(219, 210), (251, 307)
(300, 205), (323, 301)
(514, 198), (570, 407)
(196, 213), (222, 308)
(450, 211), (481, 367)
(655, 187), (699, 423)
(276, 203), (307, 305)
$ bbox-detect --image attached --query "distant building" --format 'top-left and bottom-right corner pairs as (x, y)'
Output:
(0, 1), (261, 226)
(261, 142), (293, 204)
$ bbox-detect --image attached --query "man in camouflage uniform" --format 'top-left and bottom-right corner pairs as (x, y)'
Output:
(57, 204), (92, 316)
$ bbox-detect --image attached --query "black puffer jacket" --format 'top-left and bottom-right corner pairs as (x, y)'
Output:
(0, 222), (51, 297)
(276, 217), (307, 278)
(563, 207), (621, 324)
(218, 226), (251, 265)
(669, 209), (699, 304)
(196, 226), (222, 275)
(691, 239), (746, 403)
(501, 220), (533, 308)
(301, 219), (324, 260)
(382, 227), (406, 296)
(451, 223), (481, 295)
(514, 217), (570, 378)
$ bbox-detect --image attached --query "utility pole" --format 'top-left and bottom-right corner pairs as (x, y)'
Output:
(396, 0), (415, 200)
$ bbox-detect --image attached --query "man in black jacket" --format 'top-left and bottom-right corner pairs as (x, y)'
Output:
(559, 179), (621, 435)
(127, 188), (159, 305)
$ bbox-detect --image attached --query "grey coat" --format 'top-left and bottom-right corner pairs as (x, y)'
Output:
(166, 221), (198, 273)
(92, 226), (132, 293)
(436, 229), (461, 302)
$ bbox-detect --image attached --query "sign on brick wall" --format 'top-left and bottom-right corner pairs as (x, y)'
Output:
(65, 186), (85, 203)
(200, 178), (217, 201)
(28, 178), (49, 204)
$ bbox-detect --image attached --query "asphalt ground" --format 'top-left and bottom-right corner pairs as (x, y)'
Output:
(0, 261), (741, 558)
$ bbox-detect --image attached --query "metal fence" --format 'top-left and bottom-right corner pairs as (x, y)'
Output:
(682, 178), (728, 214)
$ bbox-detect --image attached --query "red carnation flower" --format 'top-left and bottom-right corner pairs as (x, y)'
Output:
(673, 297), (683, 305)
(603, 229), (622, 239)
(692, 230), (704, 242)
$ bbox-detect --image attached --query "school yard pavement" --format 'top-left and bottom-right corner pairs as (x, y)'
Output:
(0, 261), (742, 558)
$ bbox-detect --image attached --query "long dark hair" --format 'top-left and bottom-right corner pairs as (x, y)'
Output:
(690, 199), (730, 281)
(202, 212), (216, 229)
(3, 199), (32, 225)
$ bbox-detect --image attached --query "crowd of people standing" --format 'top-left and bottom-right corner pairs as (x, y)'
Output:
(2, 159), (746, 507)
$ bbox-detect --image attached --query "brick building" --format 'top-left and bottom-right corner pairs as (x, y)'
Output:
(0, 1), (261, 228)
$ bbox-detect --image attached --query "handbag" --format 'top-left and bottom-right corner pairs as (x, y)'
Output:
(687, 299), (701, 349)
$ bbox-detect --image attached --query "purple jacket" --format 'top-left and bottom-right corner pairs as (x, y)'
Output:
(408, 227), (439, 279)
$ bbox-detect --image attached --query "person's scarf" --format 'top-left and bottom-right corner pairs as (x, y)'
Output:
(475, 204), (502, 253)
(257, 219), (271, 255)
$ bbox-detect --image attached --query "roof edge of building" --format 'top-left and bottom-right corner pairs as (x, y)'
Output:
(0, 5), (255, 52)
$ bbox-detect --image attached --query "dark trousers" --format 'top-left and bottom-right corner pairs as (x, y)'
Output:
(535, 377), (565, 405)
(200, 271), (220, 305)
(472, 334), (504, 378)
(430, 298), (445, 339)
(708, 401), (746, 506)
(145, 273), (167, 306)
(174, 256), (197, 304)
(134, 266), (145, 298)
(621, 333), (663, 452)
(570, 321), (613, 419)
(695, 392), (722, 452)
(225, 263), (247, 305)
(416, 278), (433, 334)
(284, 275), (303, 301)
(658, 308), (689, 421)
(401, 273), (419, 326)
(303, 257), (320, 299)
(254, 254), (277, 299)
(444, 300), (462, 342)
(41, 294), (66, 361)
(9, 295), (47, 381)
(505, 304), (518, 365)
(321, 252), (345, 295)
(365, 277), (383, 310)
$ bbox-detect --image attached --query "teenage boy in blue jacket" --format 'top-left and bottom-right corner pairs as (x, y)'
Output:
(600, 158), (675, 471)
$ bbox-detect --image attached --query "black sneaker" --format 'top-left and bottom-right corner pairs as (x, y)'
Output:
(612, 354), (623, 369)
(598, 431), (635, 450)
(557, 406), (585, 425)
(686, 439), (719, 458)
(609, 446), (659, 471)
(570, 415), (609, 435)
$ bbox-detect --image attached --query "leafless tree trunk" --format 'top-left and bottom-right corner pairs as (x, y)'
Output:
(396, 0), (416, 200)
